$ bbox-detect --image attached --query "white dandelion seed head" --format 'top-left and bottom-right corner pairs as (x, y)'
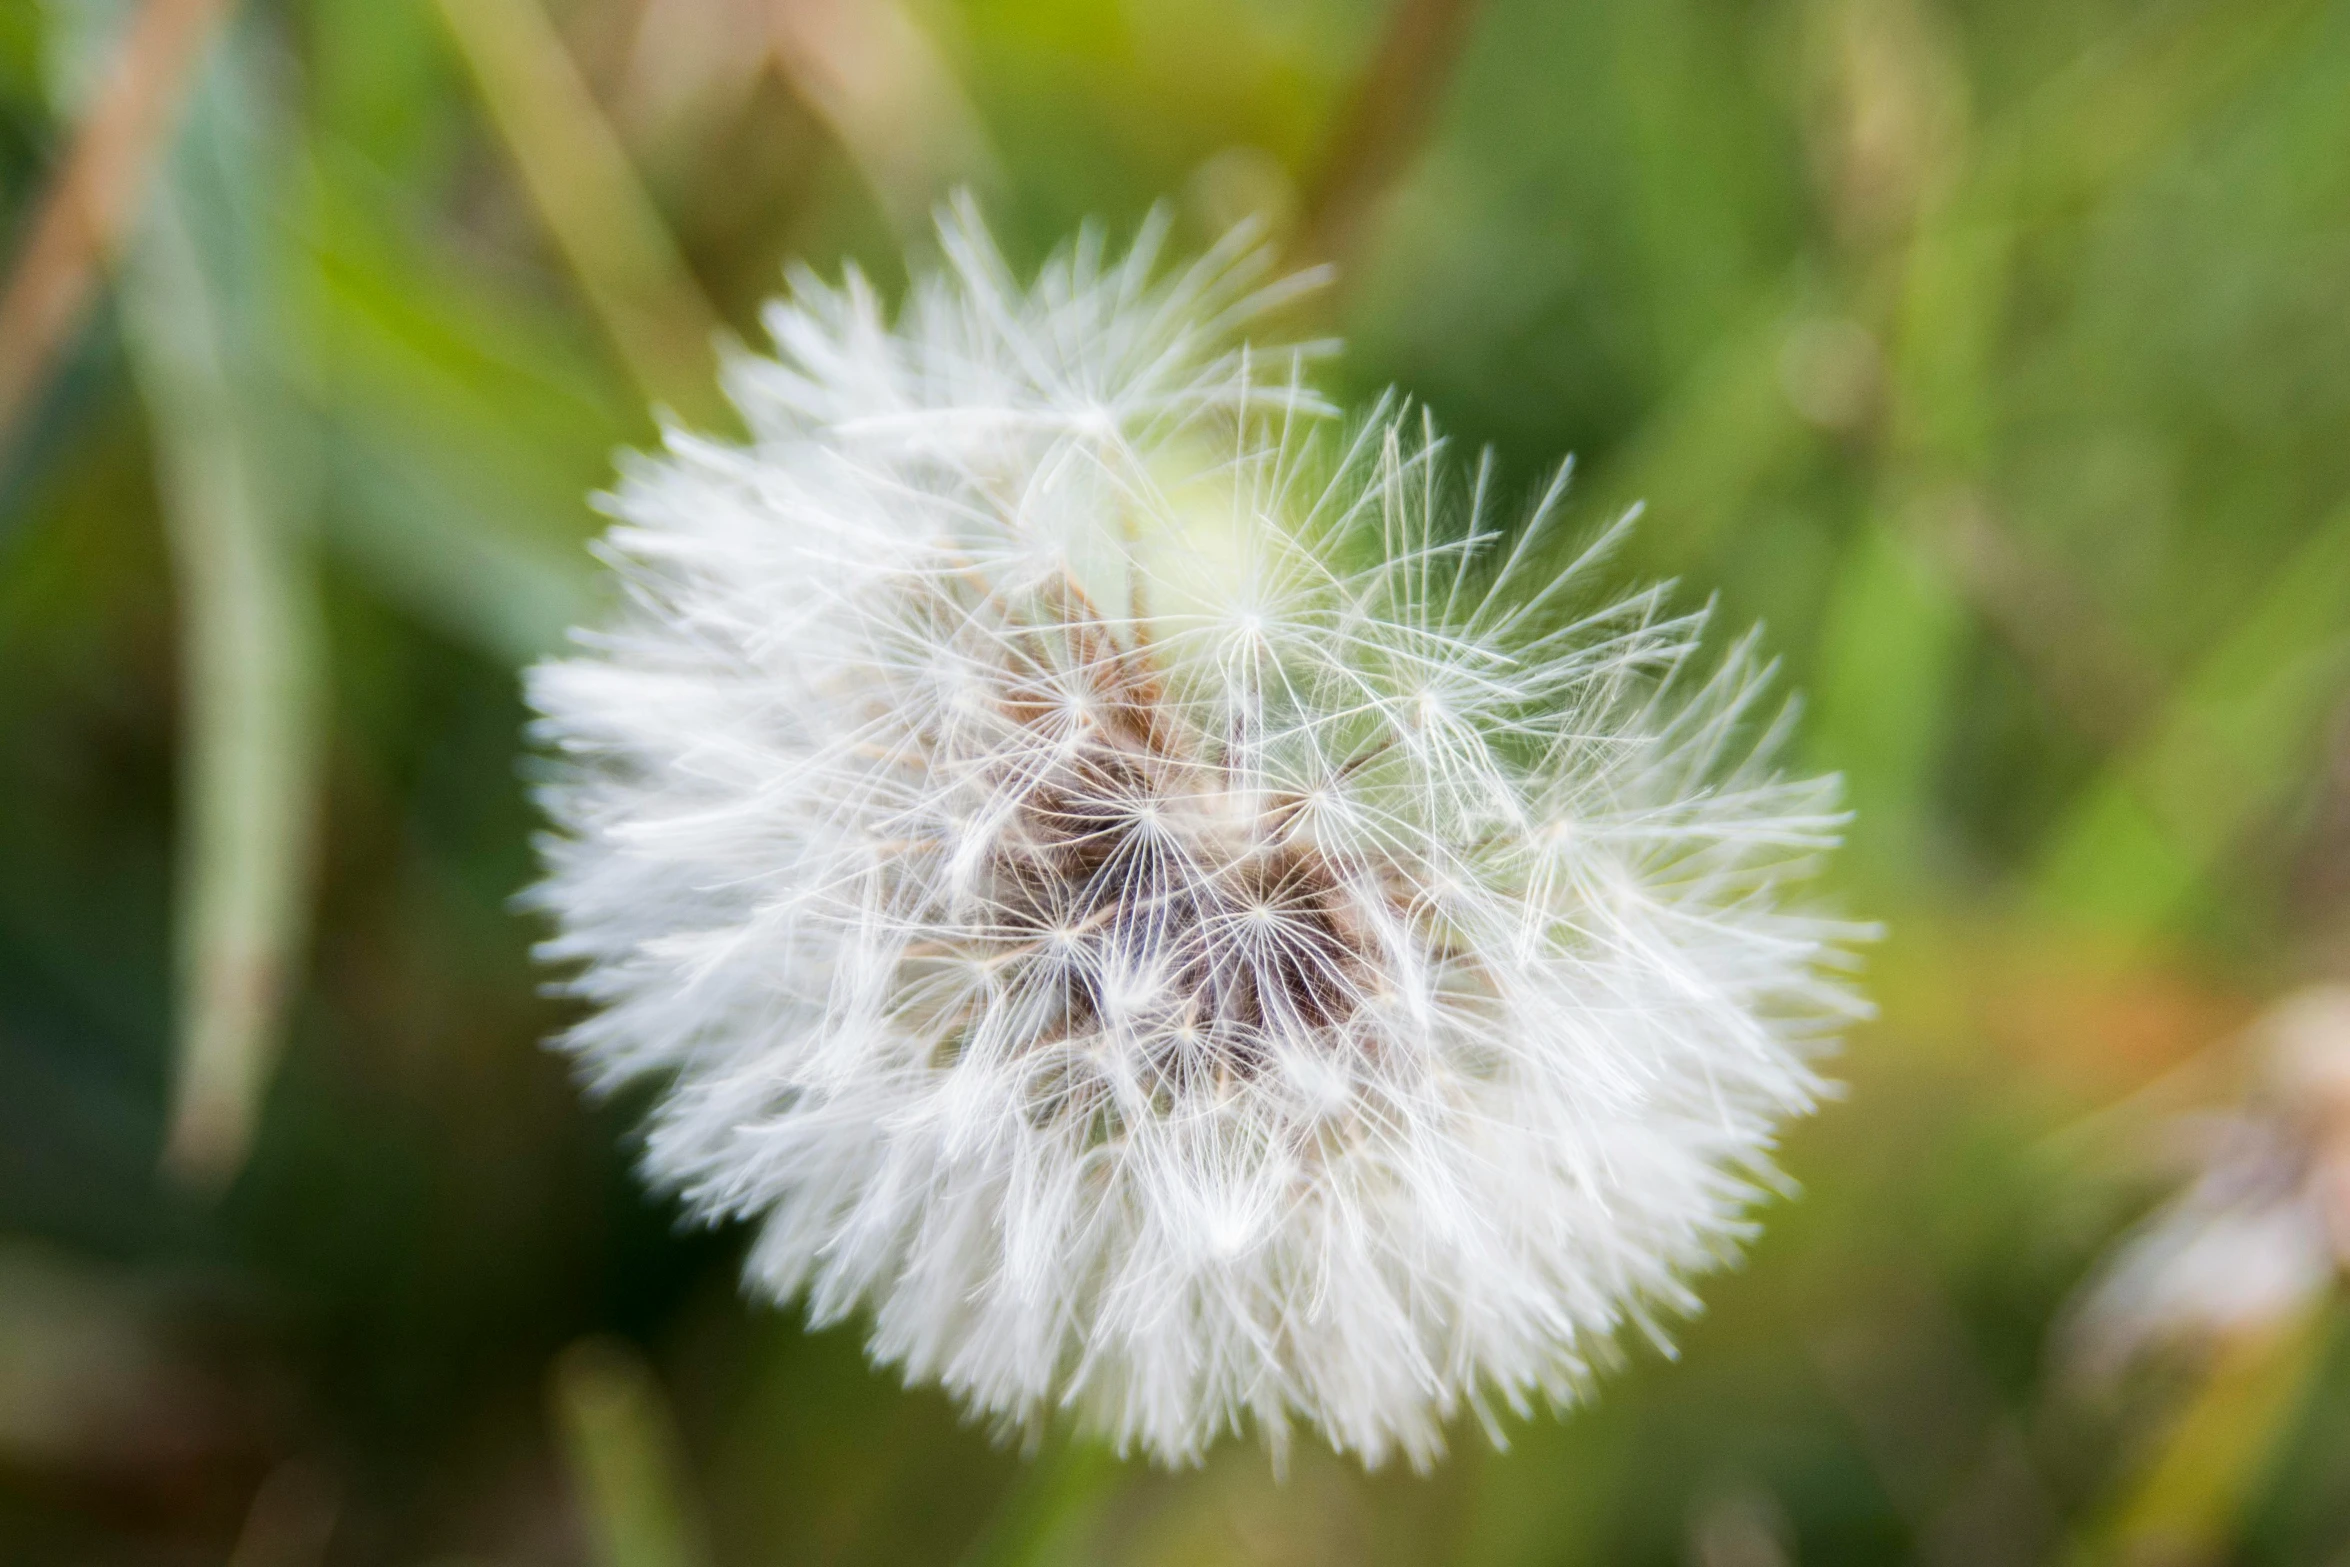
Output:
(526, 200), (1866, 1469)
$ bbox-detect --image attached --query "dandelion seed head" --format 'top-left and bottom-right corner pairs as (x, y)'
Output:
(527, 201), (1864, 1469)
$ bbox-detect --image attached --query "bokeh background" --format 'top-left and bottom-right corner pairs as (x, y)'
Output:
(5, 0), (2350, 1561)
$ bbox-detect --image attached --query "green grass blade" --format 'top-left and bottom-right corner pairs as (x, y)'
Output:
(552, 1338), (714, 1567)
(2037, 494), (2350, 938)
(88, 5), (323, 1188)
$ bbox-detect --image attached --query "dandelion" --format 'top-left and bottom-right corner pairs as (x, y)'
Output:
(526, 202), (1864, 1468)
(2063, 985), (2350, 1379)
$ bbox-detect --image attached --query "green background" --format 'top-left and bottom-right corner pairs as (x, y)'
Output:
(4, 0), (2350, 1561)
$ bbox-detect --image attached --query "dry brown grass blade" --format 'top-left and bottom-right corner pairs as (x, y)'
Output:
(436, 0), (725, 423)
(0, 0), (237, 458)
(765, 0), (999, 238)
(1294, 0), (1484, 273)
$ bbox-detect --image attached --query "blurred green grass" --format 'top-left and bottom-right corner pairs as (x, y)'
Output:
(4, 0), (2350, 1562)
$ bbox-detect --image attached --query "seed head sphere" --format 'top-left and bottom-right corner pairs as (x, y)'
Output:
(528, 205), (1863, 1468)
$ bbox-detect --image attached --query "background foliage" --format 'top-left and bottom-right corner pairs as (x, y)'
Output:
(4, 0), (2350, 1561)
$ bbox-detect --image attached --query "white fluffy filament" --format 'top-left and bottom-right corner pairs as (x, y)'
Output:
(527, 203), (1865, 1469)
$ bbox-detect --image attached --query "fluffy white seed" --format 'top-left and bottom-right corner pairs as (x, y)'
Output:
(527, 202), (1866, 1469)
